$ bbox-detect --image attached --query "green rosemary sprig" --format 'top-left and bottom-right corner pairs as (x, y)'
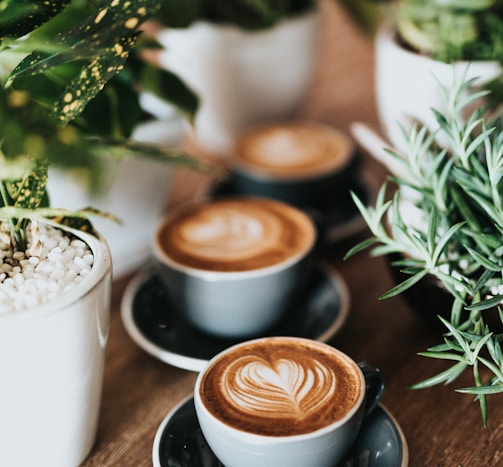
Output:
(346, 71), (503, 426)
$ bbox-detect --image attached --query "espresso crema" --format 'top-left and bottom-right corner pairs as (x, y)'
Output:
(199, 338), (362, 436)
(157, 198), (315, 272)
(233, 122), (355, 179)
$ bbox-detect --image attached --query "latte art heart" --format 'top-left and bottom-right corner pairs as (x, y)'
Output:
(199, 339), (362, 436)
(222, 356), (337, 420)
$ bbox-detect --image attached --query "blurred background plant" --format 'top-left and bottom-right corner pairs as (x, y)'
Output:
(150, 0), (385, 35)
(362, 0), (503, 103)
(0, 0), (222, 251)
(154, 0), (316, 29)
(381, 0), (503, 62)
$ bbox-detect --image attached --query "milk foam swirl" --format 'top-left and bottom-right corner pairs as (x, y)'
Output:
(176, 205), (282, 263)
(200, 339), (362, 436)
(159, 198), (314, 271)
(234, 123), (354, 177)
(222, 356), (337, 420)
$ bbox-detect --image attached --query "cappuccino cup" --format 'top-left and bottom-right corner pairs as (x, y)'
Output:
(152, 197), (317, 338)
(230, 122), (360, 206)
(194, 336), (385, 467)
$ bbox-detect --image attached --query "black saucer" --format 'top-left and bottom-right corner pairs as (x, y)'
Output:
(210, 170), (375, 245)
(152, 396), (409, 467)
(121, 263), (350, 372)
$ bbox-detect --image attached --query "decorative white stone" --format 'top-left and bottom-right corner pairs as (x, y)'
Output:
(0, 223), (94, 314)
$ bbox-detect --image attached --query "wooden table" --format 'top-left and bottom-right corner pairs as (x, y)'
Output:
(83, 3), (503, 466)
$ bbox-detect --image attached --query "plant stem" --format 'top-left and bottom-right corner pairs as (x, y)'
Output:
(0, 181), (21, 249)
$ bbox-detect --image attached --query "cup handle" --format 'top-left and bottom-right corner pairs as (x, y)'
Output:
(358, 361), (386, 417)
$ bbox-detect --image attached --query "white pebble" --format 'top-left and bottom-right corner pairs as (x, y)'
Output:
(65, 269), (78, 281)
(83, 254), (94, 266)
(73, 256), (87, 268)
(0, 224), (95, 312)
(13, 274), (24, 285)
(50, 269), (65, 281)
(63, 248), (76, 260)
(79, 267), (91, 277)
(13, 251), (24, 261)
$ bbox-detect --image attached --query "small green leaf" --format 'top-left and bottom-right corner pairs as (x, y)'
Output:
(410, 362), (467, 389)
(456, 385), (503, 395)
(380, 269), (429, 299)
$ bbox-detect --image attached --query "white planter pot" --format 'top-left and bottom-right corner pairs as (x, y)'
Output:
(375, 21), (501, 152)
(0, 229), (112, 467)
(48, 117), (183, 279)
(153, 9), (320, 156)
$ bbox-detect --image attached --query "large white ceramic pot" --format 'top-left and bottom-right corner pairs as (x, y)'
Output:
(153, 8), (320, 157)
(0, 228), (112, 467)
(375, 21), (501, 152)
(48, 116), (183, 279)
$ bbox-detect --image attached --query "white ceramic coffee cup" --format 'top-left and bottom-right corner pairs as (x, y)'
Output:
(194, 336), (385, 467)
(151, 197), (317, 338)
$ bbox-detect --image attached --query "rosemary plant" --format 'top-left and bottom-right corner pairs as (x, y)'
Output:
(346, 73), (503, 426)
(0, 0), (220, 252)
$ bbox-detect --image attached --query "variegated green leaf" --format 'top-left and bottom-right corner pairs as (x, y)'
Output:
(52, 34), (140, 124)
(11, 158), (48, 210)
(0, 0), (70, 39)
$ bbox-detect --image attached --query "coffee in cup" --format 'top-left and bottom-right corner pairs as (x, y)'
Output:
(230, 122), (359, 205)
(152, 197), (316, 338)
(194, 336), (385, 467)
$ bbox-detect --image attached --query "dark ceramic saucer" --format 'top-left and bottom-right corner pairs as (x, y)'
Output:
(210, 170), (375, 245)
(152, 396), (409, 467)
(121, 262), (350, 372)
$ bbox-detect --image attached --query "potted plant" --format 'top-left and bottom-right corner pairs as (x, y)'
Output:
(370, 0), (503, 151)
(346, 73), (503, 426)
(141, 0), (321, 156)
(31, 0), (213, 279)
(0, 1), (218, 465)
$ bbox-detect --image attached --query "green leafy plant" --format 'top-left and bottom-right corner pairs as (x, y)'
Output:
(346, 73), (503, 426)
(368, 0), (503, 61)
(367, 0), (503, 100)
(0, 0), (222, 252)
(153, 0), (316, 30)
(153, 0), (385, 33)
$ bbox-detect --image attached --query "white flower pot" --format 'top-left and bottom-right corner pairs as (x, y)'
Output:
(48, 117), (183, 279)
(153, 8), (320, 156)
(375, 21), (501, 152)
(0, 229), (112, 467)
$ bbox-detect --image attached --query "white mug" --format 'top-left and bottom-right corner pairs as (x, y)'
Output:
(151, 197), (317, 338)
(194, 336), (385, 467)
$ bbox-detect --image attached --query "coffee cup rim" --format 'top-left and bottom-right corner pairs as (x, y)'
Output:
(152, 197), (317, 277)
(194, 336), (366, 442)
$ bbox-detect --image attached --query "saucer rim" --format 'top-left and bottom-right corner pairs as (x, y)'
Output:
(151, 395), (409, 467)
(120, 262), (350, 373)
